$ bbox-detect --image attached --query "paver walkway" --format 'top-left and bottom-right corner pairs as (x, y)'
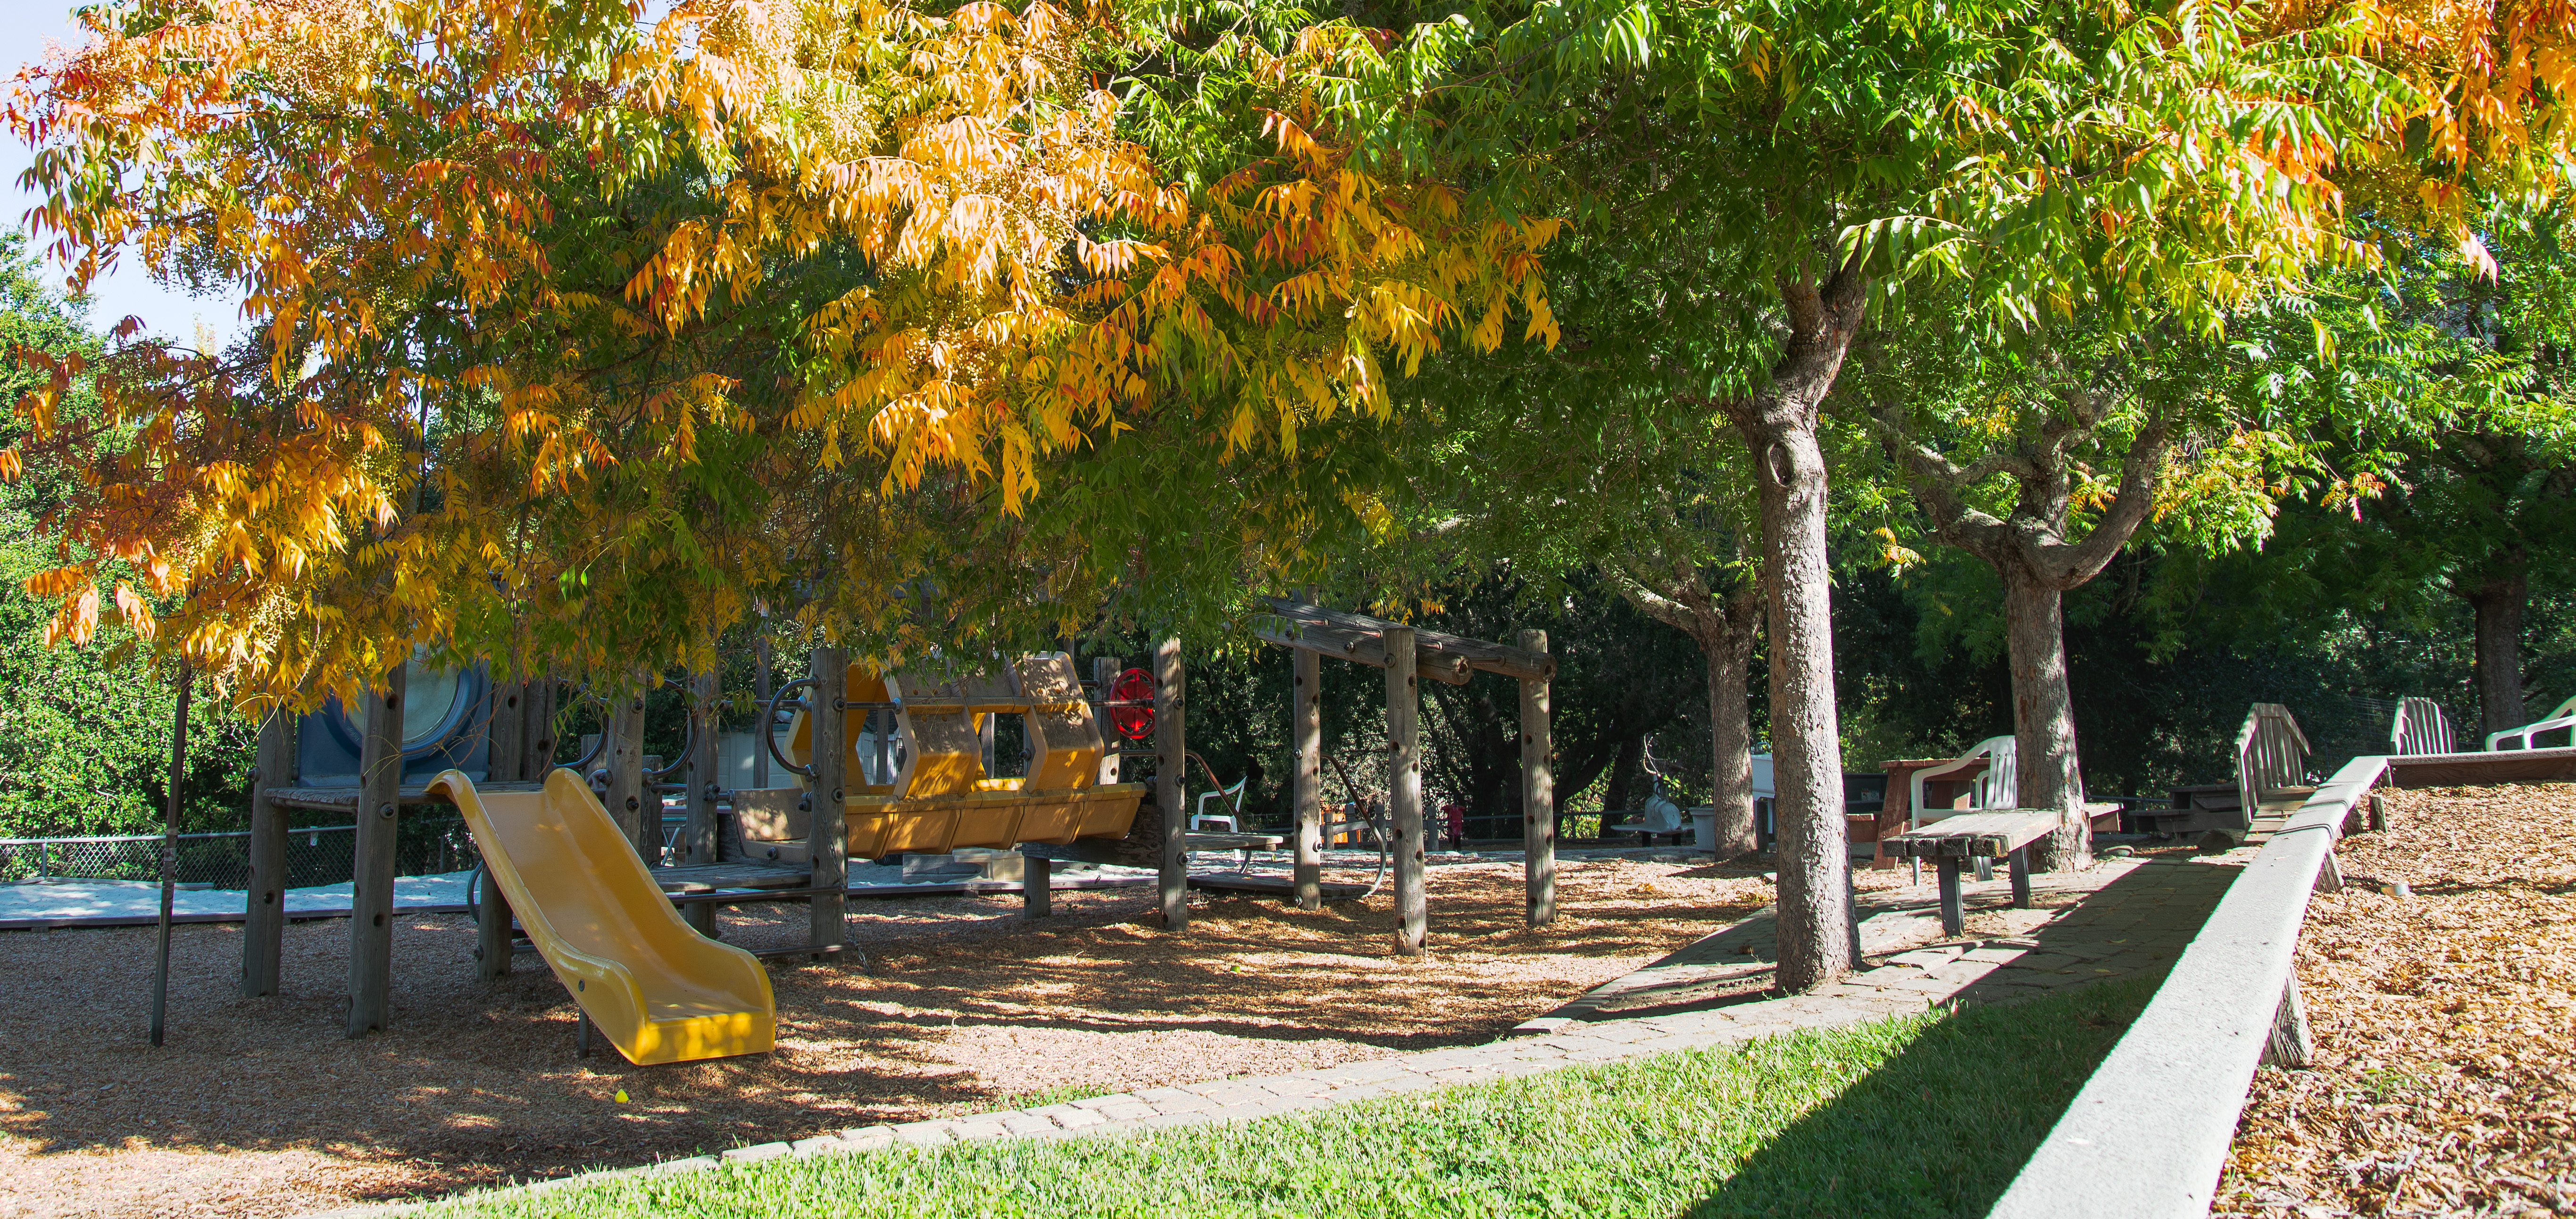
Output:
(377, 851), (2246, 1213)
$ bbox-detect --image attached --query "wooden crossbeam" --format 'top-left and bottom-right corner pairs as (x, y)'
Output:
(1253, 622), (1473, 684)
(1261, 597), (1555, 681)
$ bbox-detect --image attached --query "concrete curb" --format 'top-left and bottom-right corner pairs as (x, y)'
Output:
(1987, 756), (2386, 1219)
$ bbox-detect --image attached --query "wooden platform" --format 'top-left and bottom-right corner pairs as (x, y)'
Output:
(1187, 871), (1370, 901)
(652, 862), (811, 893)
(265, 782), (542, 813)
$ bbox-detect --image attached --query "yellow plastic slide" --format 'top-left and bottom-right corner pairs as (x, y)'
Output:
(428, 768), (775, 1065)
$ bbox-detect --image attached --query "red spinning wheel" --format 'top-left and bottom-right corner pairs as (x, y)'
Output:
(1107, 667), (1157, 741)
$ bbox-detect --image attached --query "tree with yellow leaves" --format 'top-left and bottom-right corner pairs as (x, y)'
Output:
(3, 0), (1557, 710)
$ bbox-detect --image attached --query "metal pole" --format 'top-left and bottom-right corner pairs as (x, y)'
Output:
(754, 635), (772, 790)
(151, 658), (193, 1046)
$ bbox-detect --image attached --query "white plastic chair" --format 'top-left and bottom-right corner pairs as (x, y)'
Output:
(1909, 735), (2017, 884)
(2487, 696), (2576, 752)
(1909, 735), (2018, 829)
(1189, 775), (1250, 832)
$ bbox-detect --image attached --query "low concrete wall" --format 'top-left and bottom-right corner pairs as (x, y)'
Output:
(1993, 746), (2576, 1217)
(1987, 755), (2384, 1219)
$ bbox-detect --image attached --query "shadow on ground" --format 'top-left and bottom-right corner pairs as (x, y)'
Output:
(1687, 974), (2160, 1218)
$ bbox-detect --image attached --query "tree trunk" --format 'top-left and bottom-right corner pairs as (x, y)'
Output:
(1740, 414), (1849, 991)
(1706, 621), (1757, 856)
(2466, 569), (2528, 738)
(1603, 735), (1642, 817)
(1721, 270), (1864, 994)
(1999, 561), (2087, 870)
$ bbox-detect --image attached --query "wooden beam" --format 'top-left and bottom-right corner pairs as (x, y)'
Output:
(1265, 597), (1555, 681)
(1253, 624), (1472, 684)
(1092, 655), (1122, 784)
(1155, 637), (1188, 932)
(1386, 626), (1426, 956)
(522, 675), (558, 778)
(242, 707), (294, 997)
(486, 676), (525, 783)
(475, 863), (515, 981)
(347, 662), (405, 1037)
(604, 689), (650, 860)
(1292, 643), (1323, 911)
(1518, 628), (1556, 928)
(683, 669), (721, 936)
(807, 647), (849, 956)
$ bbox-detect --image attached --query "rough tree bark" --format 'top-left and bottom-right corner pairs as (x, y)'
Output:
(1716, 263), (1868, 994)
(1874, 371), (2171, 871)
(1603, 563), (1763, 857)
(2466, 563), (2528, 738)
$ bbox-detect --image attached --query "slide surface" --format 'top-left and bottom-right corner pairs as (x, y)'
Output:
(429, 769), (775, 1065)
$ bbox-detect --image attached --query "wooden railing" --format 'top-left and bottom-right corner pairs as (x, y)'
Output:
(2236, 703), (2310, 814)
(2390, 696), (2456, 756)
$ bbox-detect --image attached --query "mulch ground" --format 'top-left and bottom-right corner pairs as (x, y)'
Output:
(0, 855), (1800, 1219)
(2217, 782), (2576, 1217)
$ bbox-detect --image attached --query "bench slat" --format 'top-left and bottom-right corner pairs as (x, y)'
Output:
(1879, 809), (2062, 859)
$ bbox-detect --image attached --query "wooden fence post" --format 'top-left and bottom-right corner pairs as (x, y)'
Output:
(1154, 637), (1188, 932)
(348, 663), (406, 1037)
(242, 707), (295, 997)
(1293, 644), (1324, 911)
(807, 647), (849, 955)
(1386, 626), (1425, 956)
(1519, 628), (1556, 928)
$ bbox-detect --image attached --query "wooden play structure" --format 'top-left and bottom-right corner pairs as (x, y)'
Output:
(1250, 597), (1557, 955)
(236, 646), (1159, 1056)
(774, 655), (1147, 859)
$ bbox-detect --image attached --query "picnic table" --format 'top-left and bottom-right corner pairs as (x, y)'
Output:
(1878, 808), (2063, 937)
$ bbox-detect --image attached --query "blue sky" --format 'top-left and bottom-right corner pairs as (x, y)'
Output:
(0, 0), (247, 344)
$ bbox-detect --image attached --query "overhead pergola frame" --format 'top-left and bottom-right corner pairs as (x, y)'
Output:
(1253, 596), (1558, 954)
(1253, 597), (1557, 686)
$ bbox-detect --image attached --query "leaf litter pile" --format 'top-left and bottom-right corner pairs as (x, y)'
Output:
(2218, 782), (2576, 1217)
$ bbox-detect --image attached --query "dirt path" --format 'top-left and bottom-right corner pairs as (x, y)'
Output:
(0, 855), (1783, 1218)
(2218, 782), (2576, 1215)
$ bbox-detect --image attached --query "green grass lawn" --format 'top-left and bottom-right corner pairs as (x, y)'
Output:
(436, 977), (2155, 1219)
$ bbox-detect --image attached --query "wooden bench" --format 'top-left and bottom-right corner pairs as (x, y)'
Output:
(1878, 809), (2063, 937)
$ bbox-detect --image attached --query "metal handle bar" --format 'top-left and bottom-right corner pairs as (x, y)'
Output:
(764, 678), (818, 779)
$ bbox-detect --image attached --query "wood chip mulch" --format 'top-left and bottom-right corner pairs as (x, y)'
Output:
(2217, 782), (2576, 1217)
(0, 856), (1777, 1219)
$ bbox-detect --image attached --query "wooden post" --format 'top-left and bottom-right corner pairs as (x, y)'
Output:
(684, 669), (722, 935)
(348, 662), (406, 1037)
(1024, 856), (1051, 920)
(522, 676), (558, 777)
(1093, 656), (1121, 784)
(242, 707), (295, 997)
(1292, 644), (1323, 911)
(1936, 857), (1965, 938)
(2008, 845), (2034, 908)
(753, 636), (773, 789)
(475, 861), (515, 981)
(807, 647), (848, 955)
(1518, 628), (1555, 928)
(1386, 626), (1425, 956)
(150, 659), (192, 1046)
(486, 677), (525, 783)
(605, 690), (649, 862)
(1154, 637), (1187, 932)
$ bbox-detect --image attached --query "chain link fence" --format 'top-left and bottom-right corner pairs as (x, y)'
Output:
(0, 816), (481, 890)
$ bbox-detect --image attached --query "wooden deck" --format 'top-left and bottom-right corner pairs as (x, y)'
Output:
(265, 782), (543, 813)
